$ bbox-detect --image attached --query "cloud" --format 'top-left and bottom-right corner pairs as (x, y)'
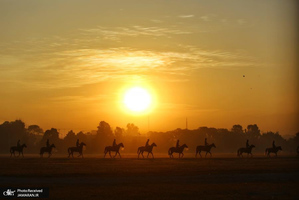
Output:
(200, 14), (217, 22)
(178, 15), (194, 18)
(80, 25), (192, 42)
(0, 24), (263, 90)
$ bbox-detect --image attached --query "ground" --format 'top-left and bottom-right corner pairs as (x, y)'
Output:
(1, 154), (299, 199)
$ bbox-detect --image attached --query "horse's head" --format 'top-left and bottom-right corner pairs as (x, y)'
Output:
(211, 143), (216, 148)
(80, 142), (86, 146)
(250, 145), (255, 148)
(182, 144), (188, 148)
(119, 143), (124, 148)
(51, 144), (56, 148)
(151, 143), (157, 147)
(22, 144), (27, 148)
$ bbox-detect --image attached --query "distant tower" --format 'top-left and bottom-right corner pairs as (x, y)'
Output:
(186, 117), (188, 130)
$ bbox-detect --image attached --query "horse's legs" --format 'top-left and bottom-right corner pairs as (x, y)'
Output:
(118, 151), (121, 158)
(22, 151), (24, 157)
(205, 152), (208, 158)
(209, 152), (212, 157)
(182, 152), (184, 158)
(151, 152), (154, 158)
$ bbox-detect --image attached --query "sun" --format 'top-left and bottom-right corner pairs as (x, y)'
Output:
(124, 87), (152, 113)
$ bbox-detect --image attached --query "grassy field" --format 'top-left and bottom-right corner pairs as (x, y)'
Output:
(1, 154), (299, 199)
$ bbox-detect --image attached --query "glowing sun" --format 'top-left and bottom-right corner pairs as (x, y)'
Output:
(124, 87), (152, 112)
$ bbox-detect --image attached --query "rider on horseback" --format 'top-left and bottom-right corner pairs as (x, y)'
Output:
(17, 140), (21, 149)
(145, 139), (150, 147)
(205, 138), (209, 146)
(76, 139), (79, 147)
(246, 139), (249, 149)
(176, 140), (180, 148)
(272, 140), (276, 148)
(113, 139), (117, 147)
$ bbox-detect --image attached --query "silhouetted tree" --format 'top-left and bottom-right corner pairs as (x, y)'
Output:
(64, 130), (76, 147)
(231, 125), (243, 134)
(114, 127), (125, 139)
(27, 125), (43, 135)
(77, 131), (87, 142)
(126, 123), (140, 136)
(97, 121), (113, 138)
(247, 124), (261, 140)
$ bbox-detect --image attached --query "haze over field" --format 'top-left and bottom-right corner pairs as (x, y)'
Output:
(0, 0), (298, 136)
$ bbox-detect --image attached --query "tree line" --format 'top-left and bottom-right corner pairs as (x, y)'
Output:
(0, 120), (298, 154)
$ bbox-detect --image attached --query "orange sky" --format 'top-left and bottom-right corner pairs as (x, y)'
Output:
(0, 0), (298, 137)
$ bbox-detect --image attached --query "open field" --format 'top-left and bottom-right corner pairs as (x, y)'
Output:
(1, 155), (299, 199)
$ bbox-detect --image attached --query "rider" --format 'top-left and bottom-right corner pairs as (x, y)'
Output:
(113, 139), (117, 147)
(17, 140), (21, 148)
(176, 140), (180, 148)
(205, 138), (209, 146)
(76, 139), (79, 147)
(46, 139), (50, 148)
(145, 139), (150, 147)
(272, 140), (276, 148)
(246, 139), (249, 149)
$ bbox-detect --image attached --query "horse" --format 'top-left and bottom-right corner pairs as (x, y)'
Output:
(195, 143), (216, 158)
(237, 145), (255, 157)
(10, 144), (27, 157)
(104, 143), (124, 158)
(137, 143), (157, 158)
(265, 146), (282, 157)
(40, 144), (56, 158)
(68, 142), (86, 158)
(168, 144), (188, 158)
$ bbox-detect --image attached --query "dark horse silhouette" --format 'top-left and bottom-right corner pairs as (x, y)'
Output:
(265, 146), (282, 157)
(237, 145), (255, 157)
(195, 143), (216, 158)
(137, 143), (157, 158)
(104, 143), (124, 158)
(40, 144), (56, 158)
(10, 144), (27, 157)
(168, 144), (188, 158)
(68, 142), (86, 158)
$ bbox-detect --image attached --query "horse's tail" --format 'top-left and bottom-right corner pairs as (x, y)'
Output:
(168, 148), (171, 155)
(68, 148), (71, 154)
(137, 147), (140, 154)
(104, 147), (107, 154)
(237, 149), (240, 156)
(265, 148), (268, 155)
(40, 148), (43, 155)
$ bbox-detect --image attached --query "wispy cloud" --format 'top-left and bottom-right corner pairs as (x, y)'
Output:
(178, 15), (194, 18)
(0, 24), (262, 90)
(80, 25), (192, 42)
